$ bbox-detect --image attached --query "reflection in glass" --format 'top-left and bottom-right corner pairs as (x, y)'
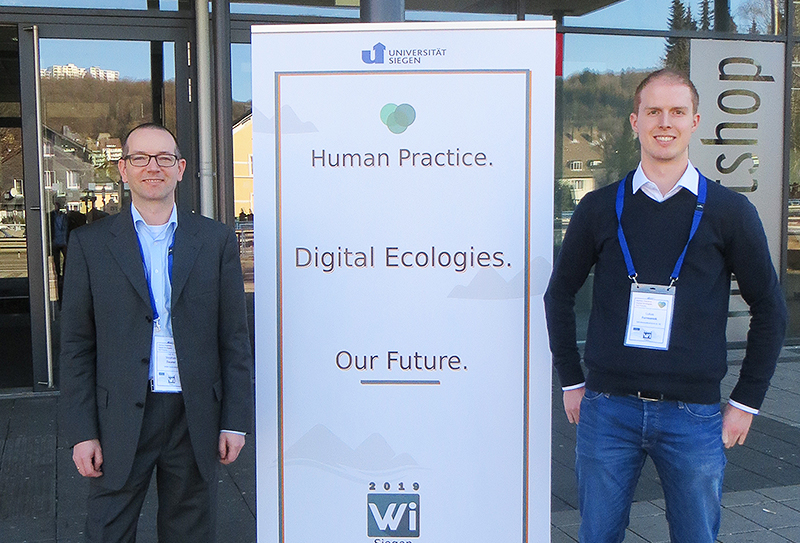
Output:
(559, 34), (663, 213)
(39, 39), (177, 223)
(566, 0), (785, 35)
(0, 25), (32, 387)
(231, 43), (254, 294)
(558, 35), (667, 340)
(0, 0), (143, 8)
(230, 2), (358, 17)
(0, 0), (179, 10)
(36, 38), (176, 384)
(787, 44), (800, 336)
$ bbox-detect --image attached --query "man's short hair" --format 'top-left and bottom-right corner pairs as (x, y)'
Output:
(633, 68), (699, 115)
(121, 122), (182, 159)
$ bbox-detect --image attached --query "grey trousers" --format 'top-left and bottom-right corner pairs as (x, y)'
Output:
(85, 390), (218, 543)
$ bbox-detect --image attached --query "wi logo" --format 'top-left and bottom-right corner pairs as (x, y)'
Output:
(367, 494), (420, 537)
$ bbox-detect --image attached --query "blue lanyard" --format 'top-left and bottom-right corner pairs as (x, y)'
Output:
(136, 233), (175, 325)
(615, 170), (707, 286)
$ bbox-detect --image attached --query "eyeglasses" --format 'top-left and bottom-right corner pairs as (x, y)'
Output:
(123, 153), (179, 168)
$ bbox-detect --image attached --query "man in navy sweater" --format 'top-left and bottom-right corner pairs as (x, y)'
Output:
(544, 69), (786, 542)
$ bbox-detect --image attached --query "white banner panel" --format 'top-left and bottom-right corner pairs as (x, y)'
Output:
(253, 22), (555, 543)
(690, 40), (785, 340)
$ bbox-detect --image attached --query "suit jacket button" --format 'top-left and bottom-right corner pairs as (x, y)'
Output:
(135, 402), (144, 408)
(145, 315), (152, 323)
(141, 358), (149, 365)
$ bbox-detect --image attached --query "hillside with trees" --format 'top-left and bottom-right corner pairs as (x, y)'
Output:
(40, 77), (251, 147)
(562, 69), (648, 189)
(41, 77), (176, 142)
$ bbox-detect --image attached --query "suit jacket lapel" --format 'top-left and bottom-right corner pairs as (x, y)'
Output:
(170, 211), (202, 305)
(108, 209), (151, 308)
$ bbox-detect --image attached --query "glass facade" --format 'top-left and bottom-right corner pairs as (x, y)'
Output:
(0, 25), (31, 388)
(0, 0), (799, 391)
(557, 2), (794, 343)
(789, 41), (800, 337)
(0, 0), (180, 10)
(565, 0), (786, 34)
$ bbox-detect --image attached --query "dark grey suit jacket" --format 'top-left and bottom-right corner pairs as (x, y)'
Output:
(59, 206), (253, 490)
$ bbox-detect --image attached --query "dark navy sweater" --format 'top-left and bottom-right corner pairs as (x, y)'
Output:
(544, 172), (786, 408)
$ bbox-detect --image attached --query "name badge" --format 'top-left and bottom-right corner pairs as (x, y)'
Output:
(624, 283), (675, 351)
(151, 336), (182, 393)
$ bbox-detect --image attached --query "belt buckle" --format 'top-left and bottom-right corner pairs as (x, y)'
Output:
(637, 391), (663, 402)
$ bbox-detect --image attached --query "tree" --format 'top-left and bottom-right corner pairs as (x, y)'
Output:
(699, 0), (713, 31)
(686, 5), (697, 30)
(736, 0), (784, 34)
(664, 0), (692, 72)
(603, 117), (639, 188)
(561, 69), (648, 188)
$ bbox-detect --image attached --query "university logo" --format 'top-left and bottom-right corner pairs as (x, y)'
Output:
(380, 103), (416, 134)
(367, 493), (420, 538)
(362, 42), (386, 64)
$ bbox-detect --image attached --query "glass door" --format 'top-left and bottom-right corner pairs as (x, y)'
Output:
(0, 25), (32, 389)
(7, 18), (191, 391)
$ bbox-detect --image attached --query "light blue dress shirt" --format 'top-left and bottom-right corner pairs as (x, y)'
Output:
(131, 204), (178, 385)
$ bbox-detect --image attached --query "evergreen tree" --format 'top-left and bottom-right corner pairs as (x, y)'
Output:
(686, 6), (697, 30)
(664, 0), (691, 72)
(604, 118), (639, 188)
(700, 0), (713, 31)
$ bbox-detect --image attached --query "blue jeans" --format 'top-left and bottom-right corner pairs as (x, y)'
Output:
(576, 390), (726, 543)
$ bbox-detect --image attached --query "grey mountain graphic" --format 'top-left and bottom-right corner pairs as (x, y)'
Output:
(448, 256), (550, 299)
(286, 424), (418, 471)
(252, 104), (318, 134)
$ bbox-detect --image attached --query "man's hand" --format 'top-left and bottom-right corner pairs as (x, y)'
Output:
(722, 403), (754, 449)
(219, 432), (245, 465)
(563, 388), (585, 424)
(73, 439), (103, 477)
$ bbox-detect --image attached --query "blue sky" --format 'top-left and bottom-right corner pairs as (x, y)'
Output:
(40, 39), (175, 82)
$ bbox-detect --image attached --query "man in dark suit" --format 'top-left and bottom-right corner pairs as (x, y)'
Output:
(60, 123), (253, 542)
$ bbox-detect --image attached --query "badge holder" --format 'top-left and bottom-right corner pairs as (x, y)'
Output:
(624, 282), (675, 350)
(151, 335), (182, 393)
(615, 172), (706, 351)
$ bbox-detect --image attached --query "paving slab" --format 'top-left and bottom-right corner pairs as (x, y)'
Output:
(627, 513), (670, 543)
(760, 486), (800, 502)
(726, 502), (800, 530)
(776, 526), (800, 541)
(629, 501), (664, 518)
(723, 490), (769, 507)
(717, 531), (793, 542)
(720, 506), (766, 534)
(620, 530), (650, 542)
(551, 508), (581, 528)
(551, 526), (578, 542)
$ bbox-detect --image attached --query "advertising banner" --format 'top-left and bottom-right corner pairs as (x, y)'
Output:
(252, 22), (555, 542)
(690, 40), (785, 340)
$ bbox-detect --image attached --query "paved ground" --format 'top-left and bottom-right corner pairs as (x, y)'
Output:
(1, 347), (799, 542)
